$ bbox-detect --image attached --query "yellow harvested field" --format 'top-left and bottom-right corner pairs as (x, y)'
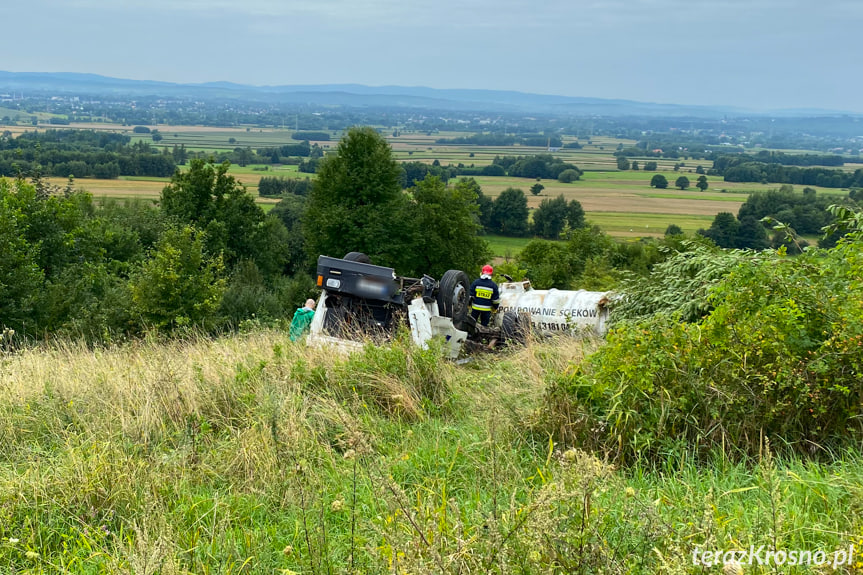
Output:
(42, 176), (279, 204)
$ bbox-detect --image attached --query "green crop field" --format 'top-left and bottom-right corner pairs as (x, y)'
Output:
(21, 123), (859, 257)
(483, 234), (534, 259)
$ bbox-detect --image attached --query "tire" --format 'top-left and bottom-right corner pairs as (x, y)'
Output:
(501, 311), (531, 346)
(437, 270), (470, 329)
(343, 252), (372, 263)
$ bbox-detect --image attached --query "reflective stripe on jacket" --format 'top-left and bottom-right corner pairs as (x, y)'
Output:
(470, 277), (500, 312)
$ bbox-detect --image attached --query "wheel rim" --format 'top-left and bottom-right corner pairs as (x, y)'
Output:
(452, 283), (467, 317)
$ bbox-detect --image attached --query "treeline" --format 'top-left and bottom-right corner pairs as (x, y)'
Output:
(435, 133), (563, 147)
(472, 187), (585, 238)
(614, 140), (717, 161)
(398, 154), (582, 188)
(291, 131), (330, 141)
(0, 130), (176, 178)
(723, 163), (863, 188)
(710, 154), (863, 188)
(258, 176), (312, 197)
(698, 185), (856, 250)
(739, 150), (845, 166)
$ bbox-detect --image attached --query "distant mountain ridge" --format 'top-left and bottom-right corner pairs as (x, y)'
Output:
(0, 71), (853, 118)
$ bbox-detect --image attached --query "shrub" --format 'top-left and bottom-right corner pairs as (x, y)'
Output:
(540, 214), (863, 461)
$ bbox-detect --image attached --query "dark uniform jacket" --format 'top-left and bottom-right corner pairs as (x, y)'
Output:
(469, 277), (500, 312)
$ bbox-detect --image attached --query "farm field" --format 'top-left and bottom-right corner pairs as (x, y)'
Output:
(20, 122), (861, 246)
(43, 166), (849, 241)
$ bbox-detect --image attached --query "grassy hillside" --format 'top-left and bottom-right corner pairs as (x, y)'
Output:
(1, 332), (861, 573)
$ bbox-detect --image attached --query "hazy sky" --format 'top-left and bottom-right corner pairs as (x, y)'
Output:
(6, 0), (862, 112)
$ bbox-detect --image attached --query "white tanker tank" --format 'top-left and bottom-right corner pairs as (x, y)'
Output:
(496, 280), (612, 336)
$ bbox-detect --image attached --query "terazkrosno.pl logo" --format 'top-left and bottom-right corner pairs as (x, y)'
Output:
(692, 545), (856, 569)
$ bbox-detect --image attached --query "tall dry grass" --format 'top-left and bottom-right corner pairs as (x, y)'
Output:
(1, 331), (860, 573)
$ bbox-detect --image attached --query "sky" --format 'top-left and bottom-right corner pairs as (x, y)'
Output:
(5, 0), (863, 113)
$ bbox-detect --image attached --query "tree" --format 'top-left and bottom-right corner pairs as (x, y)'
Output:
(650, 174), (669, 189)
(617, 157), (630, 171)
(696, 175), (708, 191)
(130, 226), (226, 330)
(567, 200), (586, 230)
(490, 188), (529, 237)
(699, 212), (740, 248)
(269, 194), (309, 275)
(517, 240), (576, 288)
(404, 176), (490, 278)
(447, 178), (493, 233)
(696, 165), (705, 174)
(0, 179), (42, 332)
(303, 127), (414, 270)
(735, 215), (769, 250)
(675, 176), (690, 190)
(631, 161), (639, 171)
(530, 182), (545, 196)
(644, 161), (658, 171)
(532, 195), (569, 239)
(160, 159), (286, 274)
(400, 161), (431, 189)
(558, 168), (580, 183)
(665, 224), (683, 236)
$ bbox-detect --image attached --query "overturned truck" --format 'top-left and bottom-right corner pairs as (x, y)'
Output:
(307, 254), (611, 358)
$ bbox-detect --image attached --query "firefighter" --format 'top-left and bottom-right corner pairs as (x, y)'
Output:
(469, 265), (500, 327)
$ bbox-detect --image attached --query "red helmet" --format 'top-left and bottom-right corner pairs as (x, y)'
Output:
(481, 265), (494, 275)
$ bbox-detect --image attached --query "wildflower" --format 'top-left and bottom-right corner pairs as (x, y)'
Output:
(343, 449), (356, 460)
(331, 499), (344, 512)
(282, 545), (293, 556)
(25, 550), (39, 560)
(8, 538), (19, 544)
(625, 486), (636, 498)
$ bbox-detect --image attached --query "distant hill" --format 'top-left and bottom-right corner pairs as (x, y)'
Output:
(0, 71), (852, 118)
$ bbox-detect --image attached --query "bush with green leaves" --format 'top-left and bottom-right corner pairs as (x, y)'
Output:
(131, 226), (226, 331)
(542, 209), (863, 462)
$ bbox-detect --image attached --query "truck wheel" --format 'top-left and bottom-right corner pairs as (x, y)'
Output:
(343, 252), (371, 263)
(437, 270), (470, 329)
(501, 311), (531, 346)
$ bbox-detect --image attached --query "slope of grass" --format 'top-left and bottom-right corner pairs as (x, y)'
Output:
(1, 332), (861, 573)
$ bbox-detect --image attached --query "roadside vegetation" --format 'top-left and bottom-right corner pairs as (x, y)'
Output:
(2, 328), (862, 573)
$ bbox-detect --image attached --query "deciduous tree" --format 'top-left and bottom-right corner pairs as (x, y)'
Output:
(650, 174), (669, 189)
(491, 187), (529, 237)
(303, 127), (414, 270)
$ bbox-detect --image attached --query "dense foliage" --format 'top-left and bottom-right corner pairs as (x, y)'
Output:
(516, 227), (671, 290)
(542, 208), (863, 462)
(257, 175), (312, 197)
(710, 153), (863, 188)
(0, 162), (314, 341)
(435, 132), (563, 147)
(699, 185), (857, 250)
(0, 130), (176, 178)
